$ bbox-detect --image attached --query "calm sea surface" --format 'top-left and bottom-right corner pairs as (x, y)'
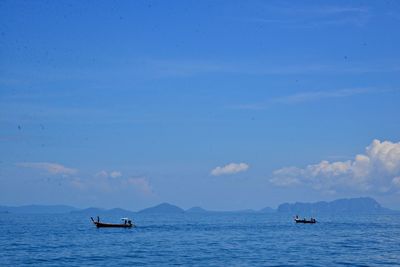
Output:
(1, 212), (399, 266)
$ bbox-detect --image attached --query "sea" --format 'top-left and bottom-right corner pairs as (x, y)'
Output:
(1, 212), (399, 266)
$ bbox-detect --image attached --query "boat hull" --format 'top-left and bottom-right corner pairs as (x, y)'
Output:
(295, 219), (316, 224)
(94, 222), (133, 228)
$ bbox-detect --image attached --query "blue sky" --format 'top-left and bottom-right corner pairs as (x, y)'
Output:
(1, 0), (400, 210)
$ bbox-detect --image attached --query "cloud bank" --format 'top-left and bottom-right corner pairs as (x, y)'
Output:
(126, 177), (153, 195)
(211, 162), (249, 176)
(272, 88), (374, 104)
(270, 139), (400, 194)
(95, 170), (122, 179)
(17, 162), (77, 176)
(90, 171), (153, 196)
(232, 88), (393, 110)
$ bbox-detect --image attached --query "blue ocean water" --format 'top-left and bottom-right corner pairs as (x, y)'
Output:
(1, 212), (399, 266)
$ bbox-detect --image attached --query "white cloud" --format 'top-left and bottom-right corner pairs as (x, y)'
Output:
(270, 139), (400, 194)
(17, 162), (77, 176)
(126, 177), (153, 195)
(248, 4), (371, 28)
(70, 178), (85, 190)
(392, 177), (400, 187)
(95, 170), (109, 178)
(269, 167), (303, 186)
(211, 162), (249, 176)
(78, 171), (154, 197)
(272, 88), (373, 104)
(231, 88), (394, 110)
(110, 171), (122, 178)
(95, 170), (122, 179)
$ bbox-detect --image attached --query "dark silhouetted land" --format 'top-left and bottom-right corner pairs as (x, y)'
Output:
(1, 197), (397, 215)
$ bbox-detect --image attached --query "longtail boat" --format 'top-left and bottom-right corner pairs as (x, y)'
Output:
(91, 216), (134, 228)
(294, 215), (317, 224)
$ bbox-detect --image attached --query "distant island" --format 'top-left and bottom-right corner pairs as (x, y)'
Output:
(277, 197), (392, 215)
(186, 206), (208, 213)
(0, 197), (397, 215)
(259, 206), (275, 213)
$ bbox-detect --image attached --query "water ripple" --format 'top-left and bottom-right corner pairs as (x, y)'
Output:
(0, 213), (399, 266)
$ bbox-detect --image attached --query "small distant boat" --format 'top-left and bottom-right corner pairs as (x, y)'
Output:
(91, 216), (134, 228)
(294, 215), (317, 224)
